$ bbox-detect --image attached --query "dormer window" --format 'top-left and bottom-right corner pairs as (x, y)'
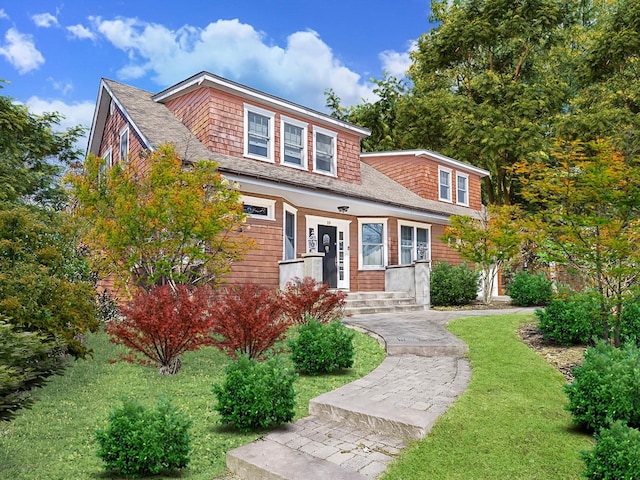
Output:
(438, 166), (452, 202)
(281, 116), (307, 168)
(313, 126), (337, 176)
(456, 172), (469, 206)
(244, 104), (275, 162)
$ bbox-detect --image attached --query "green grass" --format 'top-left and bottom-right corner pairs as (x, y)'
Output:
(382, 314), (593, 480)
(0, 328), (385, 480)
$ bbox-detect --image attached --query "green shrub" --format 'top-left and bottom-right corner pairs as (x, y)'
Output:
(507, 271), (553, 306)
(582, 420), (640, 479)
(536, 292), (602, 345)
(95, 397), (192, 477)
(213, 355), (296, 431)
(288, 319), (355, 375)
(430, 261), (479, 307)
(620, 297), (640, 346)
(565, 341), (640, 431)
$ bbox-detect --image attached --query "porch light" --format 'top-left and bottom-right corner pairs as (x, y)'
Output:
(337, 205), (349, 213)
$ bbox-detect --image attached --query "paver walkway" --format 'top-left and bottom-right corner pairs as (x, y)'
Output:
(226, 307), (534, 479)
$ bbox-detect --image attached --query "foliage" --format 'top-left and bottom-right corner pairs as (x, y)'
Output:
(620, 296), (640, 347)
(95, 397), (191, 477)
(68, 144), (249, 293)
(212, 354), (296, 432)
(582, 420), (640, 480)
(536, 292), (602, 346)
(95, 290), (119, 324)
(280, 277), (346, 325)
(288, 320), (355, 375)
(520, 138), (640, 345)
(0, 320), (67, 422)
(430, 261), (480, 307)
(106, 284), (213, 374)
(443, 205), (522, 304)
(507, 271), (553, 306)
(210, 282), (288, 360)
(565, 341), (640, 431)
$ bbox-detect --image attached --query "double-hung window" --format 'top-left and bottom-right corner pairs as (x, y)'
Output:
(283, 204), (297, 260)
(456, 173), (469, 206)
(313, 126), (337, 175)
(119, 127), (129, 163)
(438, 166), (452, 202)
(244, 105), (275, 161)
(281, 116), (307, 168)
(399, 222), (431, 264)
(99, 147), (112, 182)
(358, 218), (387, 269)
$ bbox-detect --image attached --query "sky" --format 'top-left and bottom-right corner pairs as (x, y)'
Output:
(0, 1), (436, 150)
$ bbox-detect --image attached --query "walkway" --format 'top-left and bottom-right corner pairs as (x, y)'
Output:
(226, 308), (534, 479)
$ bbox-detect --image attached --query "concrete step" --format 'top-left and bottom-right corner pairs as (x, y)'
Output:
(344, 291), (425, 316)
(226, 416), (405, 480)
(344, 304), (426, 316)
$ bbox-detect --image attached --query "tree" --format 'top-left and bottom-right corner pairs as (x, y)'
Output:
(107, 285), (213, 374)
(0, 83), (96, 419)
(408, 0), (574, 205)
(69, 144), (249, 294)
(443, 205), (523, 304)
(519, 138), (640, 345)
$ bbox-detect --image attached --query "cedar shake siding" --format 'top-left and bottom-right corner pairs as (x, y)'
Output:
(87, 73), (490, 295)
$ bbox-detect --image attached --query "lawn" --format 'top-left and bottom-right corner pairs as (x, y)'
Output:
(382, 314), (594, 480)
(0, 328), (385, 480)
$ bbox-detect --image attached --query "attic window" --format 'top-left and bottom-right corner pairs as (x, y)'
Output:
(313, 126), (337, 176)
(244, 104), (275, 162)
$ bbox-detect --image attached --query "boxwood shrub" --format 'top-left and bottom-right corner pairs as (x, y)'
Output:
(288, 319), (355, 375)
(95, 397), (192, 477)
(536, 292), (602, 345)
(507, 270), (553, 306)
(582, 421), (640, 479)
(565, 341), (640, 431)
(620, 297), (640, 346)
(212, 354), (296, 432)
(430, 261), (479, 307)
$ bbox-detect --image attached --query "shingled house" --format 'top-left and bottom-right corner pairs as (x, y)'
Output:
(87, 71), (489, 305)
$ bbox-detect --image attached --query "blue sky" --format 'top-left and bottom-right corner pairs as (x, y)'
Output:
(0, 1), (436, 149)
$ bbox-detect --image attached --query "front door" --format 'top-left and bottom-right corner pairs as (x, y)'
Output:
(318, 225), (337, 288)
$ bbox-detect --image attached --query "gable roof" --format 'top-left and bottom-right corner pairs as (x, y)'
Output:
(88, 77), (483, 222)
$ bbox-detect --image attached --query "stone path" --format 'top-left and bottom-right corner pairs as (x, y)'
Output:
(226, 308), (534, 479)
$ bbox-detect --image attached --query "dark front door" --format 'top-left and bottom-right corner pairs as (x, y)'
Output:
(318, 225), (337, 288)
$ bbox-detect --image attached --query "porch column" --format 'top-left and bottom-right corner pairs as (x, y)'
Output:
(302, 252), (324, 284)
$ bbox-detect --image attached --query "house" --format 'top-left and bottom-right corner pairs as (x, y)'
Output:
(87, 71), (489, 303)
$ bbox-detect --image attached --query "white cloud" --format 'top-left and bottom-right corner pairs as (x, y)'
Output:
(0, 28), (45, 74)
(379, 41), (417, 77)
(92, 17), (375, 110)
(67, 24), (96, 40)
(0, 9), (8, 20)
(47, 77), (74, 95)
(32, 12), (59, 28)
(25, 97), (96, 152)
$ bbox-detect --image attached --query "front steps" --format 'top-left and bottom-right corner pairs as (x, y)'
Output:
(344, 291), (425, 316)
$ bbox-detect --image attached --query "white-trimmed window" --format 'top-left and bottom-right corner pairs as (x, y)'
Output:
(398, 221), (431, 265)
(119, 126), (129, 163)
(241, 195), (276, 220)
(438, 166), (452, 202)
(244, 104), (275, 161)
(283, 204), (297, 260)
(456, 172), (469, 206)
(281, 116), (307, 168)
(358, 218), (387, 270)
(313, 126), (337, 176)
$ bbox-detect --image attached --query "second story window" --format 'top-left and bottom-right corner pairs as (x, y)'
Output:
(439, 166), (452, 202)
(119, 126), (129, 163)
(313, 127), (337, 176)
(456, 173), (469, 206)
(244, 105), (275, 161)
(281, 116), (307, 168)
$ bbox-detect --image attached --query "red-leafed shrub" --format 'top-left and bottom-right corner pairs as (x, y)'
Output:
(280, 277), (347, 325)
(106, 284), (213, 374)
(210, 283), (288, 360)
